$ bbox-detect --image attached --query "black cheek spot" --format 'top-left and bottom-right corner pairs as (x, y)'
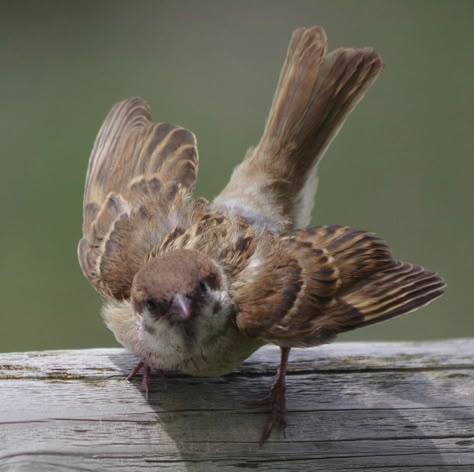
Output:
(143, 323), (156, 335)
(144, 324), (156, 335)
(199, 280), (208, 296)
(144, 296), (164, 319)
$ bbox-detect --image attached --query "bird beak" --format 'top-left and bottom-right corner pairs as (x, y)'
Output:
(168, 293), (192, 323)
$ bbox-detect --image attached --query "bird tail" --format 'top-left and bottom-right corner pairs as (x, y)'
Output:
(215, 26), (383, 229)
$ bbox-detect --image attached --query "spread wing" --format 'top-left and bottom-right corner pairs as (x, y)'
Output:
(78, 98), (200, 299)
(233, 225), (445, 347)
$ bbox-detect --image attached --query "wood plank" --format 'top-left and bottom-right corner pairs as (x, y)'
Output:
(0, 341), (473, 470)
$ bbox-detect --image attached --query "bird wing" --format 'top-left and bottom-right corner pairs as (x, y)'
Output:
(214, 26), (383, 232)
(78, 98), (201, 300)
(233, 225), (445, 347)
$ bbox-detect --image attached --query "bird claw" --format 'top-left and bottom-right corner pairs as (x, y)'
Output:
(244, 379), (287, 446)
(260, 412), (287, 446)
(254, 382), (287, 446)
(127, 359), (152, 399)
(244, 347), (290, 446)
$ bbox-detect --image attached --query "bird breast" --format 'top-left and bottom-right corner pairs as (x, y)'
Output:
(102, 299), (264, 376)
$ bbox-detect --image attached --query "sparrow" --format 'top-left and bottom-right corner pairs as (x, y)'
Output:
(78, 26), (445, 444)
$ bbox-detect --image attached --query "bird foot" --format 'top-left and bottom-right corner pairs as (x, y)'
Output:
(244, 377), (287, 446)
(244, 347), (290, 446)
(127, 360), (167, 399)
(127, 359), (152, 399)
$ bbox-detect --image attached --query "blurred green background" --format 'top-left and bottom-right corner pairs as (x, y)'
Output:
(1, 0), (472, 352)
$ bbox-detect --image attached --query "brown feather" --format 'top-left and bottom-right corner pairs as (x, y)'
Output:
(158, 212), (258, 281)
(234, 226), (445, 347)
(78, 98), (200, 299)
(83, 98), (198, 209)
(214, 26), (384, 230)
(77, 25), (445, 389)
(131, 249), (221, 312)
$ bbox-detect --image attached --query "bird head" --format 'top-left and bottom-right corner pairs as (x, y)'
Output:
(131, 249), (234, 327)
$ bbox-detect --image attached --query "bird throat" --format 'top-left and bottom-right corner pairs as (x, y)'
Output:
(102, 299), (264, 376)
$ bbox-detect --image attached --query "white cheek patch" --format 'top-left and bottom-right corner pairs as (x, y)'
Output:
(198, 290), (234, 335)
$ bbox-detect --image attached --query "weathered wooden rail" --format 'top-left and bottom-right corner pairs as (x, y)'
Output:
(0, 340), (473, 471)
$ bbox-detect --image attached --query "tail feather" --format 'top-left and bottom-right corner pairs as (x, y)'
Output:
(215, 26), (384, 230)
(263, 26), (327, 144)
(262, 44), (383, 183)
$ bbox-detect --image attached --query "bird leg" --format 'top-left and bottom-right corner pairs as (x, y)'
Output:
(245, 347), (290, 445)
(127, 359), (168, 399)
(127, 359), (151, 399)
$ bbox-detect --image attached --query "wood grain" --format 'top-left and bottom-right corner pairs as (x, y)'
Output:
(0, 340), (473, 471)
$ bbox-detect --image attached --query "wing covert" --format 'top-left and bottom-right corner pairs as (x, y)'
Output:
(234, 226), (444, 347)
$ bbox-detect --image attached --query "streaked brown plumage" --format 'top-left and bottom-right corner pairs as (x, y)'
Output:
(78, 26), (445, 444)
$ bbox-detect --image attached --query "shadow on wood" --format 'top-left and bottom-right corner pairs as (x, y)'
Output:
(0, 340), (473, 471)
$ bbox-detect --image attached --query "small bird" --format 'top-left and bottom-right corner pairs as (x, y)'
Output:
(78, 26), (445, 444)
